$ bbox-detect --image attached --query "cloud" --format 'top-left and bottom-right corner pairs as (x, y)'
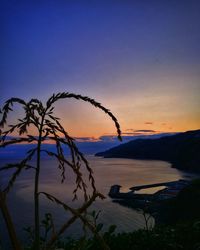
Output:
(144, 122), (153, 125)
(118, 129), (163, 137)
(98, 135), (117, 142)
(125, 129), (134, 132)
(74, 137), (100, 142)
(134, 129), (156, 133)
(125, 129), (158, 134)
(122, 132), (151, 136)
(123, 132), (141, 135)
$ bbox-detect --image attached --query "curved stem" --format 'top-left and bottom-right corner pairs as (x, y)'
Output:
(33, 112), (45, 250)
(0, 191), (22, 250)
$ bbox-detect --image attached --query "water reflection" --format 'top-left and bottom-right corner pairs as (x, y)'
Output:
(0, 156), (197, 245)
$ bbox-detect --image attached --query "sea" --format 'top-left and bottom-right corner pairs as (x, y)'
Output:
(0, 156), (198, 249)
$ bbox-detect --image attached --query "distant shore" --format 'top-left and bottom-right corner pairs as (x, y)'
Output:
(96, 129), (200, 173)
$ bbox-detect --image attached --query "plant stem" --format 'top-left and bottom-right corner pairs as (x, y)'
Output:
(34, 114), (45, 250)
(0, 191), (22, 250)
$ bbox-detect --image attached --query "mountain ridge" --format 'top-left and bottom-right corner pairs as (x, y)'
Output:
(95, 129), (200, 172)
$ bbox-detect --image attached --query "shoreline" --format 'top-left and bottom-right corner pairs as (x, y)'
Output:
(108, 179), (194, 226)
(96, 154), (200, 174)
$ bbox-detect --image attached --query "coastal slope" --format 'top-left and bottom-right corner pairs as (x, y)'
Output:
(96, 129), (200, 172)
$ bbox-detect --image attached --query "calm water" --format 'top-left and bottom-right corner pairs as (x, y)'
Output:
(0, 156), (197, 247)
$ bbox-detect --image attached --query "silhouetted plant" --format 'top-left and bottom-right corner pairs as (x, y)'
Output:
(0, 92), (122, 250)
(59, 219), (200, 250)
(138, 203), (154, 231)
(0, 188), (22, 250)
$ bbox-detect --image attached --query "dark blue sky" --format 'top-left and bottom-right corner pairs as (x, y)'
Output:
(1, 0), (200, 137)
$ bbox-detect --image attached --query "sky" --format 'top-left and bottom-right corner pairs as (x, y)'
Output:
(1, 0), (200, 138)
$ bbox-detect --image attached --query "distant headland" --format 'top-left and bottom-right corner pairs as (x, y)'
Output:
(96, 129), (200, 172)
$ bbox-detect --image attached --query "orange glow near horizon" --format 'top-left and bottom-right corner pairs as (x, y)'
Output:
(5, 117), (200, 140)
(1, 1), (200, 139)
(2, 85), (200, 139)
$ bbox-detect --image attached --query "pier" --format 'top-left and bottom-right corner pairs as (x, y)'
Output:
(129, 180), (184, 192)
(109, 179), (190, 200)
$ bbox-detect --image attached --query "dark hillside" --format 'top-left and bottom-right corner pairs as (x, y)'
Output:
(96, 130), (200, 172)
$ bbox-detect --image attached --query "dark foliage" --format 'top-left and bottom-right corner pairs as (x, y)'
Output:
(56, 220), (200, 250)
(158, 179), (200, 225)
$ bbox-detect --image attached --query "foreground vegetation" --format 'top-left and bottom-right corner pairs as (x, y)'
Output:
(47, 220), (200, 250)
(157, 178), (200, 225)
(0, 93), (121, 250)
(22, 178), (200, 250)
(56, 179), (200, 250)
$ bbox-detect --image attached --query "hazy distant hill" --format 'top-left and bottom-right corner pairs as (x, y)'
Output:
(96, 130), (200, 172)
(0, 133), (173, 159)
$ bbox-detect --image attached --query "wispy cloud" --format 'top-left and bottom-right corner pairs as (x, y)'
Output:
(125, 128), (157, 133)
(74, 137), (100, 142)
(144, 122), (153, 125)
(125, 129), (159, 134)
(134, 129), (156, 133)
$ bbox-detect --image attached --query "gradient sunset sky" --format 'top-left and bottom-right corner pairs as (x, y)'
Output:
(1, 0), (200, 138)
